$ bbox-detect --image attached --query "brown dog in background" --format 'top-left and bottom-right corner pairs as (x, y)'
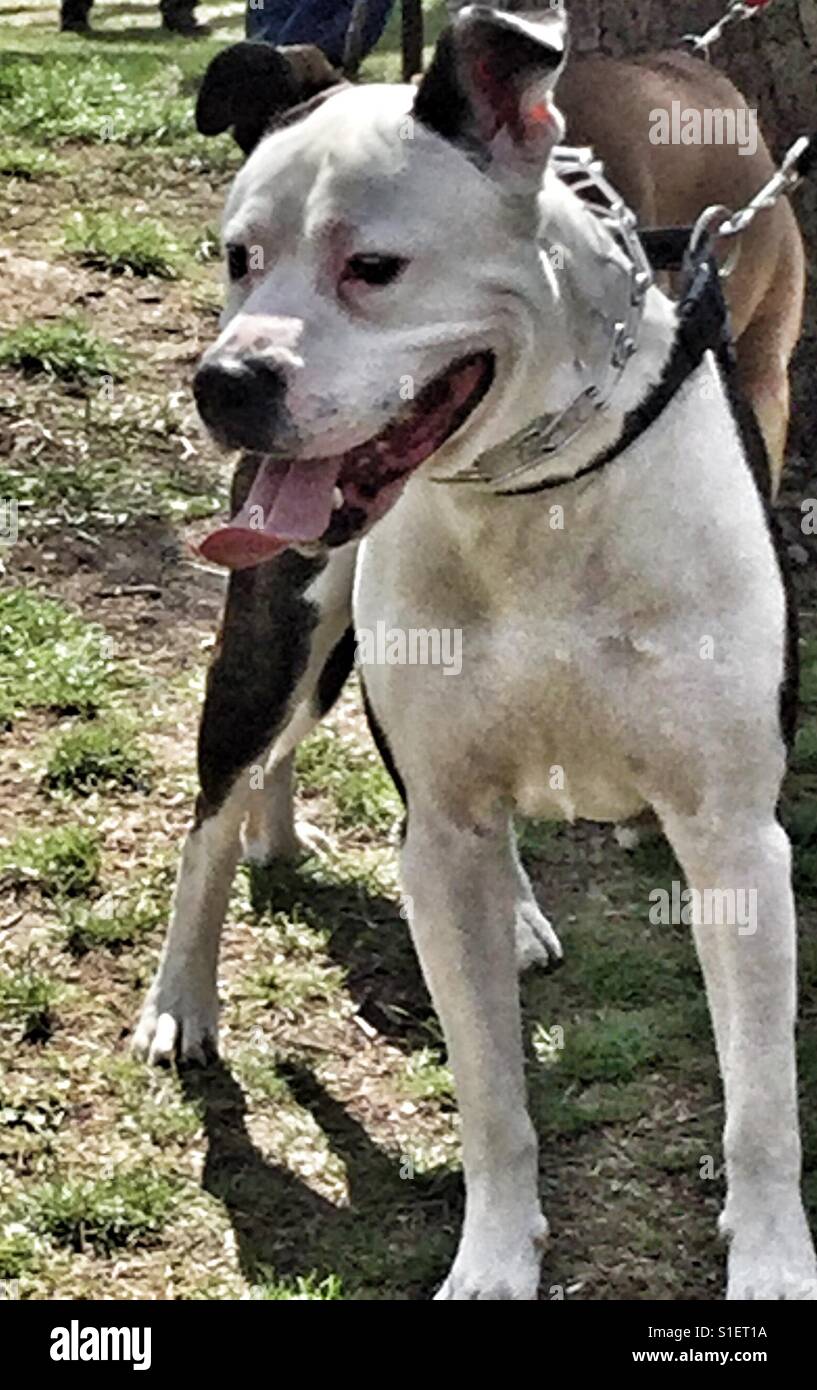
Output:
(196, 38), (805, 493)
(558, 48), (805, 493)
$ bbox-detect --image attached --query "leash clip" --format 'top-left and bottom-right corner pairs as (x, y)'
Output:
(706, 134), (812, 264)
(681, 0), (769, 60)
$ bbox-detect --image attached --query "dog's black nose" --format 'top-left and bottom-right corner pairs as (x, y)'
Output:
(193, 355), (286, 450)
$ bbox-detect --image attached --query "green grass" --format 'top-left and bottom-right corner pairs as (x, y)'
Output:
(799, 638), (817, 712)
(789, 800), (817, 897)
(105, 1059), (205, 1146)
(0, 1228), (41, 1279)
(0, 408), (225, 534)
(0, 589), (124, 723)
(516, 818), (562, 862)
(23, 1169), (177, 1254)
(793, 723), (817, 775)
(0, 966), (60, 1043)
(569, 936), (697, 1009)
(43, 716), (151, 795)
(629, 829), (681, 884)
(64, 210), (184, 279)
(0, 53), (195, 148)
(0, 142), (66, 178)
(0, 1089), (67, 1175)
(296, 725), (400, 837)
(556, 1009), (666, 1085)
(61, 901), (155, 957)
(1, 825), (101, 899)
(57, 863), (173, 953)
(248, 952), (346, 1012)
(403, 1047), (455, 1103)
(256, 1271), (344, 1301)
(0, 317), (125, 386)
(233, 1050), (290, 1103)
(532, 1079), (659, 1140)
(786, 632), (817, 899)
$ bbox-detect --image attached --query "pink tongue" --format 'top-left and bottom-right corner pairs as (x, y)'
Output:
(198, 456), (341, 570)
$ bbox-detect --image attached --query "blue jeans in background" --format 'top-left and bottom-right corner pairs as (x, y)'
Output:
(246, 0), (395, 68)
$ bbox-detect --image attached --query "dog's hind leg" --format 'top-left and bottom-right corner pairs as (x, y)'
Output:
(242, 623), (357, 866)
(510, 832), (563, 973)
(731, 207), (805, 497)
(732, 322), (792, 498)
(241, 751), (301, 863)
(660, 805), (817, 1300)
(402, 806), (547, 1299)
(133, 541), (356, 1065)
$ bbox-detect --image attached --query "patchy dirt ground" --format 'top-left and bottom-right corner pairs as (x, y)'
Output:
(0, 2), (816, 1303)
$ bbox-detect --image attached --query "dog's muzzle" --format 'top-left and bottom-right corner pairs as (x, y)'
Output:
(193, 355), (287, 452)
(195, 351), (495, 571)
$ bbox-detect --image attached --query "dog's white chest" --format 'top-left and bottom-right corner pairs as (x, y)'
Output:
(355, 379), (786, 829)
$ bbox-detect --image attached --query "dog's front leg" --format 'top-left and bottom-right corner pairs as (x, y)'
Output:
(133, 536), (355, 1066)
(663, 809), (817, 1300)
(403, 807), (547, 1300)
(132, 779), (248, 1065)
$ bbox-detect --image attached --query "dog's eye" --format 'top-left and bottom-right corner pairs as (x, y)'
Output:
(344, 254), (406, 288)
(226, 244), (249, 282)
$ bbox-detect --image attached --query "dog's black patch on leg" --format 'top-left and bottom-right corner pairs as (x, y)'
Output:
(314, 626), (357, 719)
(195, 456), (326, 823)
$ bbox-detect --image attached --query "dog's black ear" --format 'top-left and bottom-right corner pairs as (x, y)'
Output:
(414, 6), (567, 179)
(196, 41), (343, 156)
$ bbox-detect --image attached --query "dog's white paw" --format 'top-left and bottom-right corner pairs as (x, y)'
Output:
(514, 901), (563, 973)
(435, 1214), (548, 1301)
(723, 1203), (817, 1300)
(132, 976), (219, 1066)
(242, 819), (331, 866)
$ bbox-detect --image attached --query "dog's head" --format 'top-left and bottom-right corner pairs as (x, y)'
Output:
(195, 40), (346, 155)
(194, 7), (569, 569)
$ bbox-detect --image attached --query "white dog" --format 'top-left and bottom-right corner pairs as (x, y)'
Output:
(134, 7), (816, 1300)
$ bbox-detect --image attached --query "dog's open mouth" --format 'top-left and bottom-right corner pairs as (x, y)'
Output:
(197, 352), (494, 570)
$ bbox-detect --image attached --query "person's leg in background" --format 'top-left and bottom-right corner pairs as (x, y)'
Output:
(246, 0), (295, 44)
(159, 0), (210, 36)
(60, 0), (208, 37)
(245, 0), (395, 69)
(60, 0), (93, 33)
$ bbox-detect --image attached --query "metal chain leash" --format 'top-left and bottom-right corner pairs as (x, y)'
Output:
(682, 0), (774, 59)
(691, 134), (813, 277)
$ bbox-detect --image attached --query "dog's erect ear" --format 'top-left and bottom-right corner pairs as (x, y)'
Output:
(196, 41), (343, 156)
(414, 6), (567, 181)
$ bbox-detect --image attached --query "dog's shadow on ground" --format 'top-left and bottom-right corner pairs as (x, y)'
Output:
(179, 857), (458, 1297)
(245, 856), (439, 1047)
(180, 1058), (460, 1299)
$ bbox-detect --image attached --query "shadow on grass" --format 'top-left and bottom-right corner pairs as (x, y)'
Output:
(180, 1056), (458, 1298)
(245, 858), (437, 1048)
(176, 858), (456, 1297)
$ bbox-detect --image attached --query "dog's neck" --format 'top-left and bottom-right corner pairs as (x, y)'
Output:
(436, 168), (678, 496)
